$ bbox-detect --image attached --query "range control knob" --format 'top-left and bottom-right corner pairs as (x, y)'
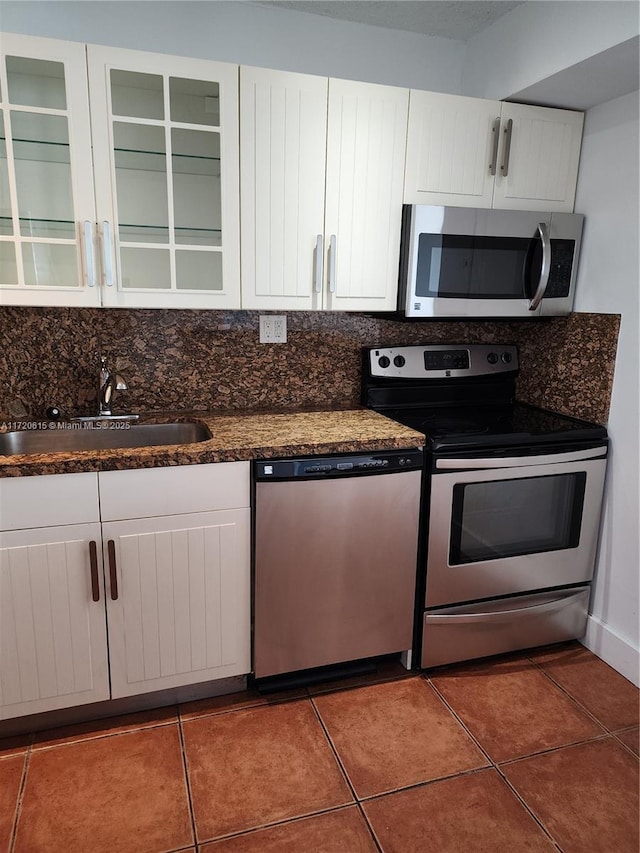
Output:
(501, 351), (512, 364)
(378, 356), (391, 368)
(393, 355), (406, 367)
(487, 352), (499, 365)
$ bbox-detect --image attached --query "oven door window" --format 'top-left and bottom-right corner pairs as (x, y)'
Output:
(416, 234), (540, 299)
(449, 473), (587, 565)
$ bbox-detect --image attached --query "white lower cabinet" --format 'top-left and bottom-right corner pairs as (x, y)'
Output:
(0, 523), (110, 720)
(103, 509), (250, 699)
(0, 463), (251, 720)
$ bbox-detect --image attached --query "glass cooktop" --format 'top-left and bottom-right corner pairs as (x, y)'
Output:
(381, 403), (608, 452)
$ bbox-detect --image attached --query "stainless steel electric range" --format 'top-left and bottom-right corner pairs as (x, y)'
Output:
(362, 344), (609, 668)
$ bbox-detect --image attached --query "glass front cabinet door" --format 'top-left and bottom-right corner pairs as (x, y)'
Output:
(88, 45), (240, 308)
(0, 34), (98, 305)
(0, 35), (240, 308)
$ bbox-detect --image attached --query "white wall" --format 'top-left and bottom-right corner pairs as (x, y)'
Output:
(572, 91), (640, 685)
(462, 0), (639, 100)
(0, 0), (465, 92)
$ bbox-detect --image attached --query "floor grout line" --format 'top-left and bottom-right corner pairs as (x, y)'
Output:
(29, 717), (179, 752)
(193, 802), (366, 848)
(426, 676), (565, 853)
(611, 730), (640, 760)
(177, 716), (199, 851)
(291, 697), (384, 852)
(493, 764), (565, 853)
(308, 696), (360, 805)
(9, 742), (31, 853)
(526, 654), (633, 734)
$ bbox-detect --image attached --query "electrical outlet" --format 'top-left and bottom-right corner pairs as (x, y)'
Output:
(259, 315), (287, 344)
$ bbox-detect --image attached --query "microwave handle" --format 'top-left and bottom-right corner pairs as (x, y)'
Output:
(528, 222), (552, 311)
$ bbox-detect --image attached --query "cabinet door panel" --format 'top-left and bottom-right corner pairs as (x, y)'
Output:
(88, 45), (240, 308)
(404, 90), (499, 208)
(493, 103), (583, 212)
(240, 66), (327, 309)
(0, 34), (98, 306)
(325, 78), (408, 311)
(104, 510), (250, 698)
(0, 524), (109, 720)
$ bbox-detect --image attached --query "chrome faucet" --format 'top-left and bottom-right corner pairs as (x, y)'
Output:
(98, 355), (129, 417)
(70, 356), (139, 424)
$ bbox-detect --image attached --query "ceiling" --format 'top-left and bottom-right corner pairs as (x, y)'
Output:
(254, 1), (525, 40)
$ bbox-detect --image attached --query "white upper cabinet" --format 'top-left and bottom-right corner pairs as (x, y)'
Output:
(404, 90), (500, 209)
(0, 34), (240, 308)
(404, 90), (584, 213)
(0, 33), (99, 306)
(240, 67), (327, 310)
(241, 67), (408, 311)
(87, 45), (240, 308)
(492, 102), (584, 211)
(324, 78), (409, 311)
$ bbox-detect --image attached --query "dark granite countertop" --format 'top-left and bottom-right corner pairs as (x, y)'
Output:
(0, 409), (425, 477)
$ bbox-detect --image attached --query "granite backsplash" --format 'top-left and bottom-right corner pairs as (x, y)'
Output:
(0, 308), (620, 425)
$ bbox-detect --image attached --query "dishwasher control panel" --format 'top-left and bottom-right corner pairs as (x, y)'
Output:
(254, 449), (423, 480)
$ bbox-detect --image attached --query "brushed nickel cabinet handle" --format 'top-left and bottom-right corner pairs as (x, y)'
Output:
(82, 220), (96, 287)
(500, 118), (513, 177)
(89, 540), (100, 602)
(101, 221), (114, 287)
(313, 234), (323, 293)
(107, 539), (118, 601)
(489, 117), (500, 176)
(328, 234), (337, 294)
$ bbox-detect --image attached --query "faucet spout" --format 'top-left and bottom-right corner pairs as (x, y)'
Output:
(98, 355), (128, 417)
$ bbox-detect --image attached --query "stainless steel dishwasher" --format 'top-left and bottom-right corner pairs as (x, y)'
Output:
(253, 449), (423, 680)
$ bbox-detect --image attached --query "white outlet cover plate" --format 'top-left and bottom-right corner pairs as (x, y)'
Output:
(259, 315), (287, 343)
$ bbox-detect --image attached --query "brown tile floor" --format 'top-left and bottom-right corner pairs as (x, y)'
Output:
(1, 642), (638, 852)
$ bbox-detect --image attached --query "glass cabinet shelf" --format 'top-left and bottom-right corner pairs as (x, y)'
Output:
(1, 135), (70, 164)
(0, 137), (220, 175)
(1, 136), (69, 147)
(119, 224), (222, 246)
(115, 146), (220, 176)
(0, 216), (222, 246)
(0, 215), (75, 237)
(120, 223), (221, 232)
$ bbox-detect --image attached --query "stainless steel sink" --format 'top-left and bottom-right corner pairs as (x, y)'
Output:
(0, 421), (212, 455)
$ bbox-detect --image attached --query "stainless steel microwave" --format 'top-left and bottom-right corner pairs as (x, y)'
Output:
(397, 205), (584, 319)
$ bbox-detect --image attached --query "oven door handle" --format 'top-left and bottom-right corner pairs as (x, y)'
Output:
(426, 591), (584, 624)
(435, 445), (607, 471)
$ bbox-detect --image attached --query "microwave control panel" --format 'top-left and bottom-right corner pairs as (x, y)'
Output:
(546, 240), (576, 298)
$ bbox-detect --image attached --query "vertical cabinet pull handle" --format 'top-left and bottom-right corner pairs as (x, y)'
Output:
(489, 117), (501, 176)
(313, 234), (323, 293)
(328, 235), (337, 294)
(107, 539), (118, 600)
(89, 540), (100, 602)
(500, 118), (513, 178)
(101, 221), (114, 287)
(82, 220), (96, 287)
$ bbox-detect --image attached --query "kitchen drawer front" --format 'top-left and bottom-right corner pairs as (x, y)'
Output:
(98, 462), (250, 521)
(0, 473), (100, 531)
(421, 587), (590, 669)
